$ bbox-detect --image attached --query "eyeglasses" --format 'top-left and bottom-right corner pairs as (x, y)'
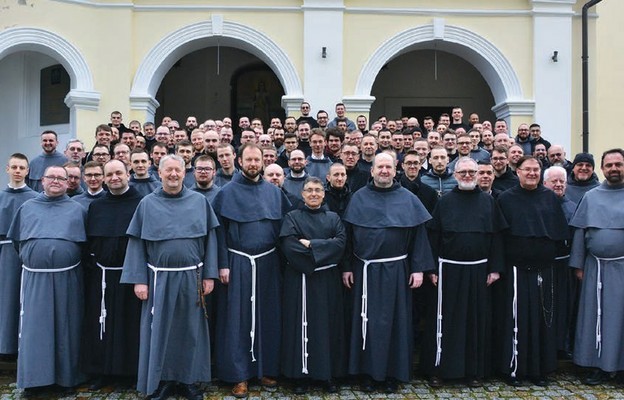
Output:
(518, 167), (541, 174)
(84, 173), (103, 179)
(457, 142), (472, 146)
(342, 151), (359, 157)
(455, 170), (477, 177)
(491, 157), (507, 161)
(444, 138), (456, 142)
(195, 167), (214, 173)
(403, 162), (421, 167)
(44, 175), (67, 182)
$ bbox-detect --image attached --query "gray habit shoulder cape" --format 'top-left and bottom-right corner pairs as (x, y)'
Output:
(0, 186), (37, 354)
(120, 187), (219, 395)
(7, 193), (86, 389)
(569, 182), (624, 371)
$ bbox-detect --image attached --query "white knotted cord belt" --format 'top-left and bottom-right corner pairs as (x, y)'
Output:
(227, 247), (276, 362)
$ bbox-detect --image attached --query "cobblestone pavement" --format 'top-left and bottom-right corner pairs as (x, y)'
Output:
(2, 362), (623, 399)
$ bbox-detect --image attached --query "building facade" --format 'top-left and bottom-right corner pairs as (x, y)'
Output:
(0, 0), (620, 185)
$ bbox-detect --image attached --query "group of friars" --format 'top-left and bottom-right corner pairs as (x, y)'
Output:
(1, 137), (624, 399)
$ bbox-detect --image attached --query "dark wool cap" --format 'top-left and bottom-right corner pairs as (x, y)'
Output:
(572, 152), (595, 168)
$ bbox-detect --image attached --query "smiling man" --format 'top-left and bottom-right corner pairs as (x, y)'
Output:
(121, 155), (220, 400)
(565, 153), (600, 205)
(8, 165), (87, 396)
(27, 130), (68, 192)
(342, 153), (434, 393)
(212, 143), (291, 398)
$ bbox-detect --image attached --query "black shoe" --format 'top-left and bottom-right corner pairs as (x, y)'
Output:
(360, 377), (375, 392)
(323, 379), (338, 393)
(292, 383), (307, 394)
(148, 381), (176, 400)
(507, 376), (523, 387)
(530, 376), (548, 387)
(584, 369), (610, 386)
(22, 386), (48, 398)
(177, 383), (204, 400)
(384, 378), (399, 393)
(88, 376), (110, 391)
(428, 376), (443, 388)
(467, 377), (482, 387)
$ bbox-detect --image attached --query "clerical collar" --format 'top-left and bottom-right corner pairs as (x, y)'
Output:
(111, 186), (130, 196)
(88, 188), (105, 196)
(290, 171), (306, 178)
(311, 154), (325, 160)
(8, 183), (27, 189)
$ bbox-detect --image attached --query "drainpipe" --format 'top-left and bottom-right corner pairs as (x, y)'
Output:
(582, 0), (603, 153)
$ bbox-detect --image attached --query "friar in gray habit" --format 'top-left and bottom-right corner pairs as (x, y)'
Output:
(8, 165), (86, 394)
(0, 153), (36, 360)
(121, 154), (219, 400)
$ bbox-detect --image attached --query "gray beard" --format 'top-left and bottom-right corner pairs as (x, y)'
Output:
(458, 181), (477, 191)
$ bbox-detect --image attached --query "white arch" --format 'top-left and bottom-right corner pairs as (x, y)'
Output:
(130, 17), (303, 116)
(353, 22), (533, 116)
(0, 27), (100, 110)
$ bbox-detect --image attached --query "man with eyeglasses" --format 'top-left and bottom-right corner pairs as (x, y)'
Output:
(64, 139), (86, 166)
(497, 156), (569, 387)
(316, 110), (329, 130)
(340, 143), (369, 192)
(491, 147), (519, 192)
(130, 149), (162, 197)
(296, 101), (319, 128)
(0, 153), (37, 363)
(514, 123), (534, 155)
(27, 130), (68, 192)
(191, 155), (220, 204)
(73, 161), (106, 209)
(64, 162), (84, 197)
(8, 165), (87, 396)
(81, 159), (143, 391)
(342, 153), (433, 393)
(448, 133), (475, 172)
(113, 143), (131, 167)
(422, 157), (506, 388)
(443, 131), (459, 163)
(399, 150), (437, 213)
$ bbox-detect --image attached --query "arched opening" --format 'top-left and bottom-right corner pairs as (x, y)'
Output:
(370, 49), (496, 124)
(154, 47), (285, 127)
(130, 18), (303, 121)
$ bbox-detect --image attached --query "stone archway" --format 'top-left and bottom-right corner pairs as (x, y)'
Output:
(130, 16), (303, 120)
(345, 19), (534, 119)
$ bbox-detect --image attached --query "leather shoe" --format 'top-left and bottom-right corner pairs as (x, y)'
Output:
(88, 376), (110, 391)
(360, 377), (375, 392)
(324, 379), (338, 393)
(531, 376), (548, 387)
(260, 376), (278, 388)
(584, 369), (610, 385)
(22, 386), (48, 398)
(292, 379), (307, 395)
(231, 381), (248, 398)
(428, 376), (443, 388)
(467, 378), (482, 388)
(178, 383), (204, 400)
(507, 376), (523, 387)
(384, 378), (399, 393)
(148, 381), (176, 400)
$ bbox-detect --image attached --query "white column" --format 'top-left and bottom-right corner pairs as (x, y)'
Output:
(532, 0), (575, 151)
(302, 0), (344, 116)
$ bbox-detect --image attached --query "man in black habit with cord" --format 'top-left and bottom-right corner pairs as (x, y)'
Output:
(342, 152), (434, 393)
(497, 155), (569, 386)
(421, 157), (507, 388)
(82, 159), (143, 390)
(279, 177), (347, 394)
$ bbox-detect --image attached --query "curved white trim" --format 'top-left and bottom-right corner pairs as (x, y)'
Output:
(0, 27), (99, 110)
(354, 23), (526, 108)
(130, 18), (303, 115)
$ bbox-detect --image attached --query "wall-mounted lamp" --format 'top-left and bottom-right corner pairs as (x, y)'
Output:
(322, 47), (327, 59)
(551, 51), (558, 62)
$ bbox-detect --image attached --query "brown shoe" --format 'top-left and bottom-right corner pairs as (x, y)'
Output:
(232, 381), (248, 398)
(260, 376), (278, 388)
